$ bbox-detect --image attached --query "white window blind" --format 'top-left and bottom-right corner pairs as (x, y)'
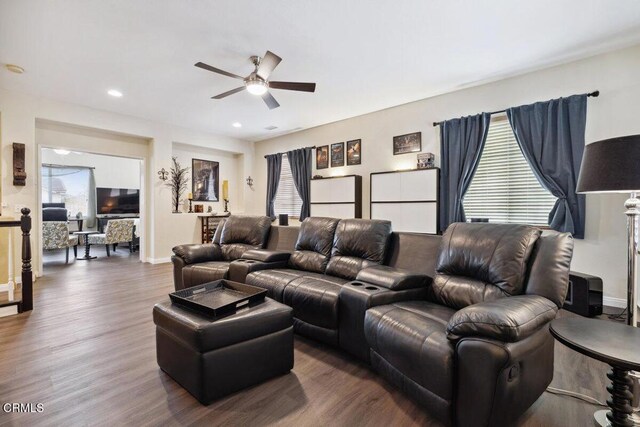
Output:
(274, 154), (303, 218)
(463, 116), (557, 226)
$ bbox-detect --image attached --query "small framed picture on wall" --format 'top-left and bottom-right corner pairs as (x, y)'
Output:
(330, 142), (345, 167)
(316, 145), (329, 169)
(393, 132), (422, 155)
(347, 139), (361, 166)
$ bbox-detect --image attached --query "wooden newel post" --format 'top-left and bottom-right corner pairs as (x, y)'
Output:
(20, 207), (33, 312)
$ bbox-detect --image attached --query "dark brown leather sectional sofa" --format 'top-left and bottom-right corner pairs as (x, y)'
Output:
(171, 215), (573, 426)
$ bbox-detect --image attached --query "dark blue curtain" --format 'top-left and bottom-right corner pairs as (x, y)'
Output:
(507, 95), (587, 238)
(287, 148), (313, 221)
(265, 153), (282, 219)
(439, 113), (491, 232)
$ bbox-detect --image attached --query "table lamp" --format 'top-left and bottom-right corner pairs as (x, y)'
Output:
(577, 135), (640, 327)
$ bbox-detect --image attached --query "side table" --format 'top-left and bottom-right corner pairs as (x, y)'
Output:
(73, 231), (98, 260)
(550, 317), (640, 427)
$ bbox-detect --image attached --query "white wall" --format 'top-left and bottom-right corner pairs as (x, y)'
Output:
(41, 148), (142, 190)
(0, 87), (255, 271)
(250, 44), (640, 305)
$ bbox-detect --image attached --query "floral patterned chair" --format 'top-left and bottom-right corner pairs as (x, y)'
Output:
(87, 219), (135, 256)
(42, 221), (79, 264)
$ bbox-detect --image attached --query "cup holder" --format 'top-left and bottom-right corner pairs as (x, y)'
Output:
(365, 286), (378, 291)
(350, 282), (363, 287)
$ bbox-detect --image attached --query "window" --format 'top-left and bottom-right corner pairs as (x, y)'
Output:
(274, 154), (303, 218)
(463, 116), (557, 226)
(41, 165), (92, 217)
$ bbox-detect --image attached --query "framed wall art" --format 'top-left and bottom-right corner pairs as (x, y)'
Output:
(330, 142), (345, 167)
(316, 145), (329, 169)
(393, 132), (422, 155)
(192, 158), (220, 201)
(346, 139), (361, 166)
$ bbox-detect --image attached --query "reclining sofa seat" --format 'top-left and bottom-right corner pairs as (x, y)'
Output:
(244, 217), (392, 346)
(171, 216), (272, 290)
(364, 223), (573, 427)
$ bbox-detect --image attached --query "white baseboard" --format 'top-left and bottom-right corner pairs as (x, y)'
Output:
(0, 305), (18, 317)
(146, 257), (171, 264)
(603, 296), (626, 308)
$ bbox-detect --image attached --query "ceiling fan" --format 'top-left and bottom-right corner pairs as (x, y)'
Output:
(195, 51), (316, 110)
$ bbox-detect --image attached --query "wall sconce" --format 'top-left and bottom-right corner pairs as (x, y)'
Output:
(246, 176), (254, 188)
(158, 168), (169, 181)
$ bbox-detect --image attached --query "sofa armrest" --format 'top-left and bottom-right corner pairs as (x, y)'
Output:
(355, 265), (430, 290)
(446, 295), (558, 342)
(228, 259), (289, 283)
(241, 249), (291, 263)
(172, 243), (222, 265)
(338, 281), (428, 361)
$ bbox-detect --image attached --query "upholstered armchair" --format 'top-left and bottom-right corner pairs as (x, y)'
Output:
(87, 219), (135, 256)
(42, 221), (79, 263)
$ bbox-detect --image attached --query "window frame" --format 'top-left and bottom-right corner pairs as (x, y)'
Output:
(273, 154), (303, 219)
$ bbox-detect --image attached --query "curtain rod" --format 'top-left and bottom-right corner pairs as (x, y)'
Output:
(432, 90), (600, 127)
(42, 163), (95, 169)
(264, 146), (317, 159)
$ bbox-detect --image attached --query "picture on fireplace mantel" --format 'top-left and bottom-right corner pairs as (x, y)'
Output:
(316, 145), (329, 169)
(192, 158), (220, 202)
(393, 132), (422, 155)
(347, 139), (361, 166)
(331, 142), (344, 167)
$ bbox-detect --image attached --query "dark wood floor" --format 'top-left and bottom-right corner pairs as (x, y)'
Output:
(0, 255), (614, 426)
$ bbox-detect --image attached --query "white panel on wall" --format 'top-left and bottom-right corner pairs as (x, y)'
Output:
(311, 203), (355, 218)
(371, 202), (437, 234)
(311, 177), (356, 203)
(371, 169), (439, 233)
(371, 169), (437, 202)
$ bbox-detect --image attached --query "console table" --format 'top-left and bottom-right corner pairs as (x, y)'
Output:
(199, 213), (230, 243)
(550, 317), (640, 426)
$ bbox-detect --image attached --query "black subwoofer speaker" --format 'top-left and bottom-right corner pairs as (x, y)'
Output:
(563, 271), (603, 317)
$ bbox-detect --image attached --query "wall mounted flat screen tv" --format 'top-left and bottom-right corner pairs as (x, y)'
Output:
(96, 187), (140, 215)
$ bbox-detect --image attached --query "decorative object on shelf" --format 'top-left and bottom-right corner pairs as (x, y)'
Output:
(347, 139), (361, 166)
(246, 176), (254, 188)
(222, 180), (230, 213)
(12, 143), (26, 186)
(577, 134), (640, 425)
(192, 158), (220, 202)
(313, 175), (323, 179)
(393, 132), (422, 155)
(157, 167), (169, 181)
(194, 204), (204, 213)
(279, 214), (289, 226)
(316, 145), (329, 169)
(330, 142), (344, 167)
(187, 192), (193, 213)
(166, 157), (189, 213)
(417, 152), (435, 169)
(207, 206), (213, 213)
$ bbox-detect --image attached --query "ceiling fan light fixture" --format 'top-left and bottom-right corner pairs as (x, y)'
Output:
(246, 80), (268, 96)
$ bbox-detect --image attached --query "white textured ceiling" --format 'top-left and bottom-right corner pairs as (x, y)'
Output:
(1, 0), (640, 142)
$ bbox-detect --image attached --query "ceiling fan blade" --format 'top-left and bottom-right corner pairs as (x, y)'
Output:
(195, 62), (244, 80)
(261, 91), (280, 109)
(256, 51), (282, 80)
(268, 81), (316, 92)
(212, 86), (245, 99)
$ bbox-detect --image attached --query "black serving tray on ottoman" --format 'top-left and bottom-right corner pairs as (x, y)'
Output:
(169, 279), (267, 318)
(153, 289), (294, 404)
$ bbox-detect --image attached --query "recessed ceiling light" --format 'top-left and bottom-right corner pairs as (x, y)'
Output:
(53, 149), (71, 155)
(5, 64), (25, 74)
(232, 122), (242, 128)
(107, 89), (123, 97)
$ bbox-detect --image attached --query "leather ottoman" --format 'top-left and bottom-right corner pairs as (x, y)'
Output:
(153, 298), (294, 404)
